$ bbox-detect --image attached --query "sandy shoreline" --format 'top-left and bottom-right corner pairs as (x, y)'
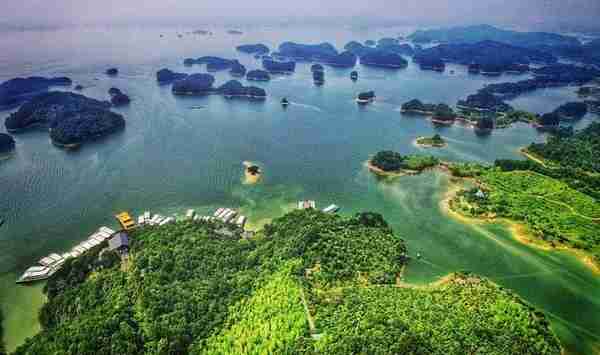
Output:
(439, 176), (600, 275)
(242, 161), (261, 185)
(365, 160), (419, 178)
(519, 147), (549, 167)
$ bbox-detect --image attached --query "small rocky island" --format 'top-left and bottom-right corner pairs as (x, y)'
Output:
(0, 76), (72, 108)
(368, 151), (440, 176)
(108, 88), (131, 106)
(360, 51), (408, 68)
(4, 91), (125, 148)
(0, 133), (16, 155)
(262, 58), (296, 73)
(105, 68), (119, 76)
(230, 62), (247, 78)
(416, 56), (446, 72)
(184, 56), (237, 72)
(236, 44), (270, 55)
(246, 69), (271, 82)
(218, 80), (266, 100)
(415, 134), (447, 148)
(172, 74), (216, 95)
(156, 69), (188, 83)
(357, 91), (376, 104)
(243, 161), (262, 184)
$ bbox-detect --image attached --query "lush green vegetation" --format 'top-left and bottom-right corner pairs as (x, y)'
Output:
(527, 122), (600, 173)
(13, 210), (561, 354)
(370, 151), (440, 173)
(447, 162), (489, 178)
(496, 110), (539, 128)
(313, 274), (560, 355)
(196, 261), (309, 355)
(416, 134), (446, 147)
(495, 159), (600, 200)
(1, 308), (5, 355)
(452, 170), (600, 264)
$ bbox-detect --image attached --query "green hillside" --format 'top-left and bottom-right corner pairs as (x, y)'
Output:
(13, 210), (561, 355)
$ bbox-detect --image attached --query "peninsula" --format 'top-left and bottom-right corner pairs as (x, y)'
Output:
(12, 209), (562, 355)
(367, 150), (440, 176)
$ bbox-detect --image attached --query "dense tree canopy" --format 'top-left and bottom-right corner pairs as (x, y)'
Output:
(528, 122), (600, 173)
(11, 209), (561, 355)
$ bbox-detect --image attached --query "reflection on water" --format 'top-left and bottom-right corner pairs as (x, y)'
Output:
(0, 25), (598, 354)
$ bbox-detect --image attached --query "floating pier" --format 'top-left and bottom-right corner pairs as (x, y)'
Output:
(17, 226), (115, 284)
(17, 205), (252, 284)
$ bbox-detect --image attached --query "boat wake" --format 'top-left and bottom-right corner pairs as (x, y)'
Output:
(290, 102), (323, 112)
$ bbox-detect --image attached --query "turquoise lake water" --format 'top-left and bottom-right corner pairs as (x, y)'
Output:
(0, 25), (599, 354)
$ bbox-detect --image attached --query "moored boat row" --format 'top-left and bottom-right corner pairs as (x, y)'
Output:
(297, 200), (340, 214)
(17, 226), (115, 283)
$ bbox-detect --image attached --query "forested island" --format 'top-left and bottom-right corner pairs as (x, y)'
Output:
(0, 309), (5, 355)
(12, 210), (561, 354)
(236, 44), (269, 55)
(413, 40), (555, 75)
(0, 76), (72, 108)
(246, 69), (271, 81)
(480, 65), (600, 100)
(368, 151), (440, 176)
(401, 99), (457, 124)
(156, 68), (188, 83)
(0, 133), (16, 155)
(4, 92), (125, 148)
(183, 57), (238, 72)
(262, 58), (296, 73)
(415, 134), (447, 147)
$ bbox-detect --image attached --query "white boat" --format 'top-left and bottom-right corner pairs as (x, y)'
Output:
(39, 253), (64, 267)
(216, 208), (230, 218)
(235, 216), (247, 228)
(17, 265), (54, 283)
(96, 231), (112, 240)
(225, 210), (238, 223)
(99, 226), (115, 235)
(138, 215), (145, 225)
(322, 204), (340, 213)
(186, 209), (196, 219)
(159, 217), (174, 226)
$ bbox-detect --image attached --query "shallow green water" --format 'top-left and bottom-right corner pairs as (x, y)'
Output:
(0, 25), (599, 353)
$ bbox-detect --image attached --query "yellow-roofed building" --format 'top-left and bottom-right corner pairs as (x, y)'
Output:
(115, 212), (136, 231)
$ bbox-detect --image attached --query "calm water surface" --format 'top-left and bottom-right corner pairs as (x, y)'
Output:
(0, 25), (598, 354)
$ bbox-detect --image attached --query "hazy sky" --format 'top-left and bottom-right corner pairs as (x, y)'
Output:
(3, 0), (600, 27)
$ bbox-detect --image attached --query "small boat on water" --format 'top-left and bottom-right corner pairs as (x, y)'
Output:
(190, 106), (205, 110)
(0, 219), (4, 227)
(281, 97), (290, 107)
(350, 71), (358, 81)
(356, 91), (375, 105)
(322, 204), (340, 214)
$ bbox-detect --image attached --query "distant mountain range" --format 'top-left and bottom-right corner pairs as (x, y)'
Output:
(408, 24), (581, 48)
